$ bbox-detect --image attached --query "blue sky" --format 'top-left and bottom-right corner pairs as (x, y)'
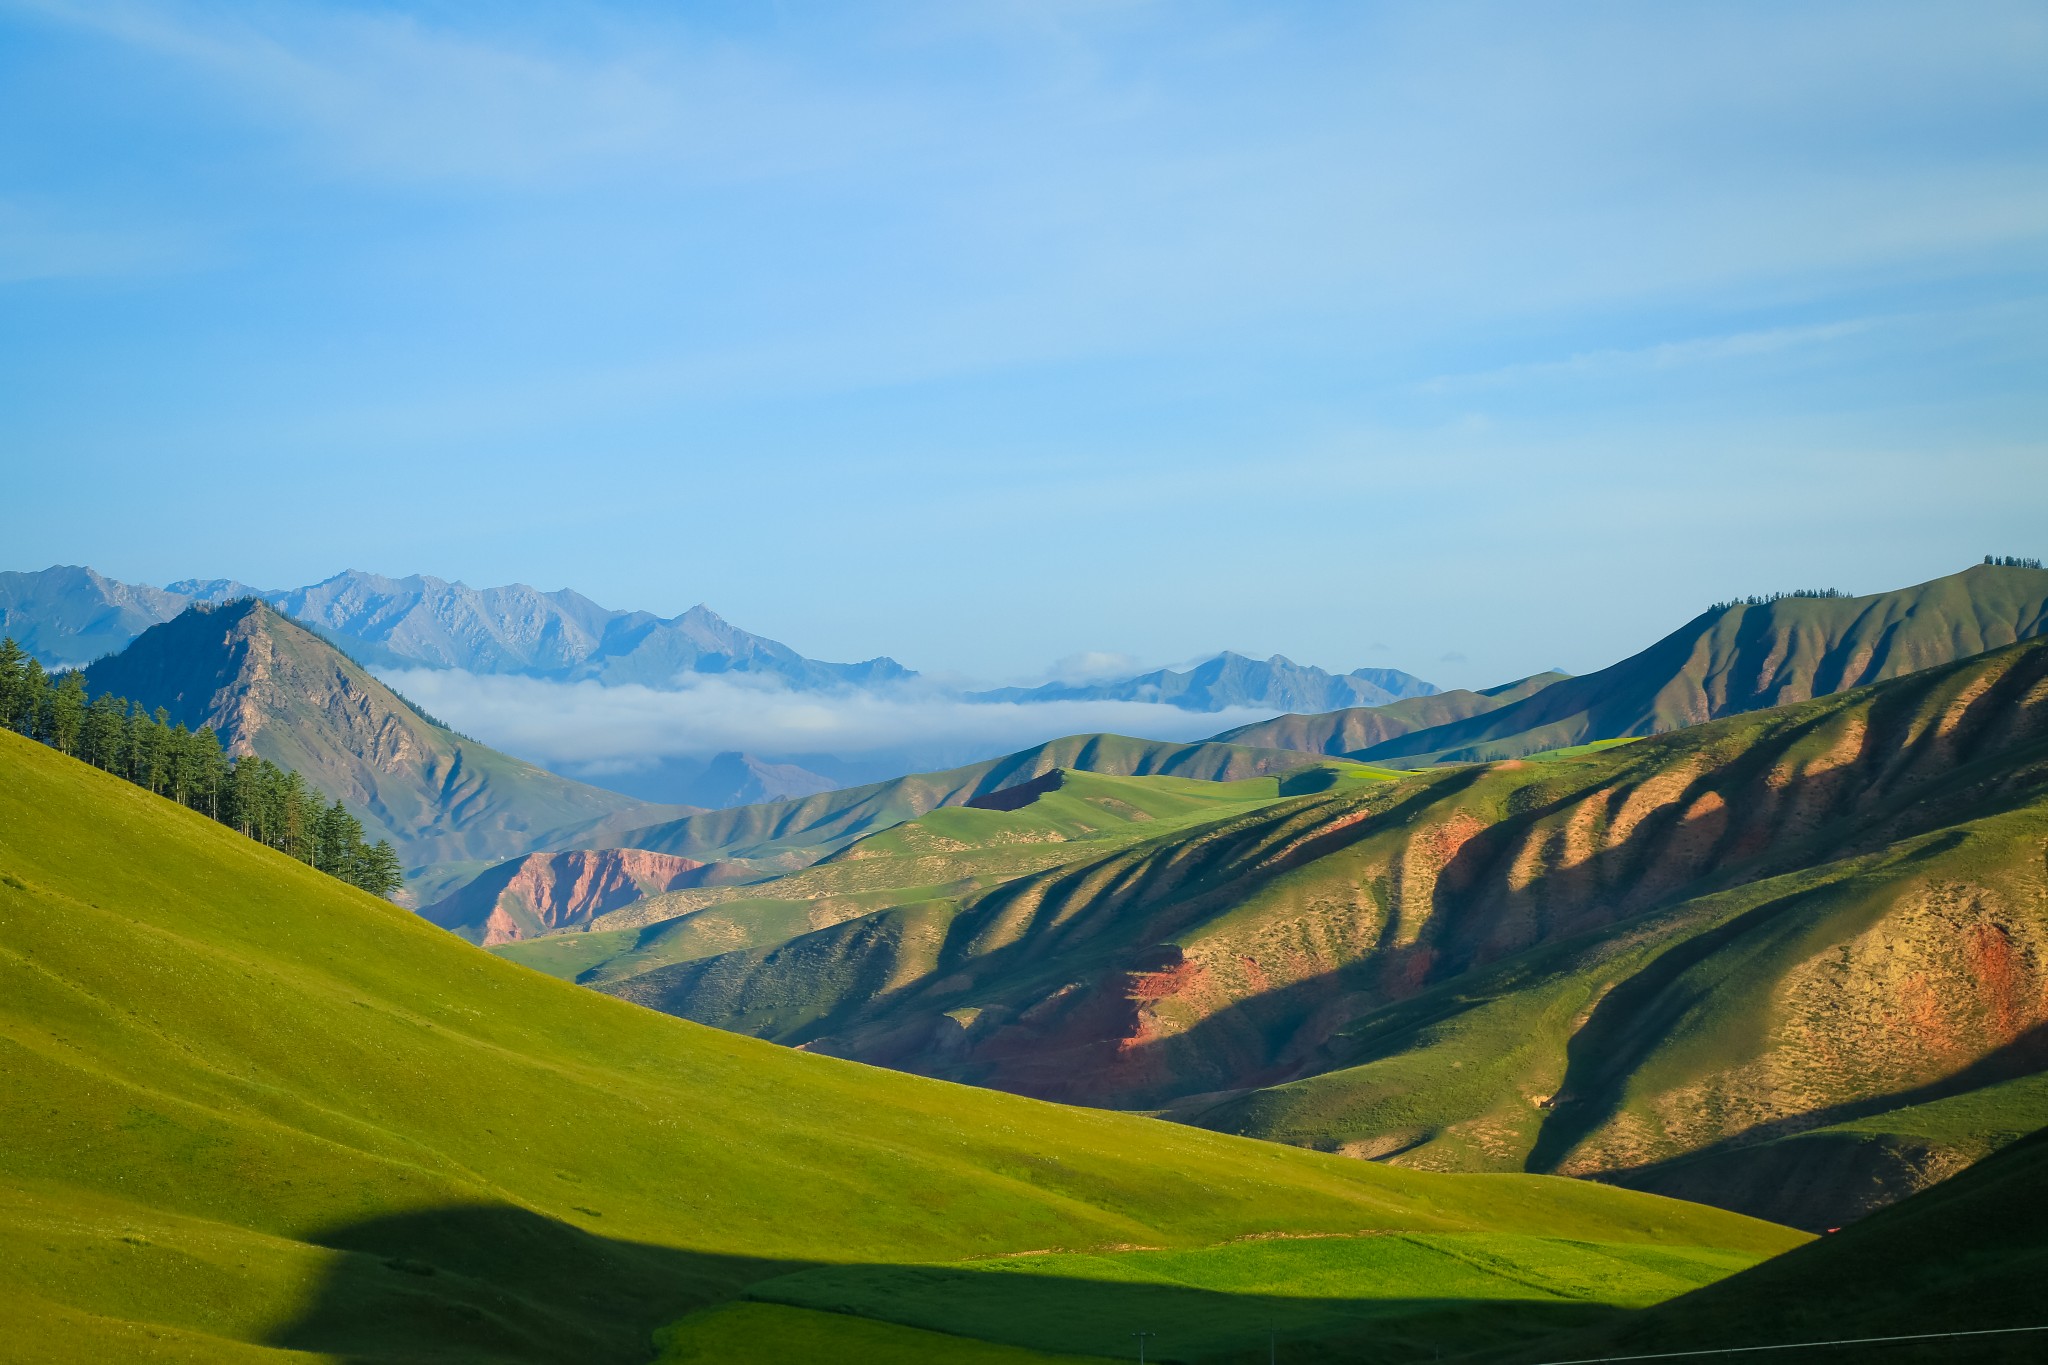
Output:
(3, 0), (2045, 690)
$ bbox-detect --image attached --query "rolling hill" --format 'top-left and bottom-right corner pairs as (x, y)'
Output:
(614, 731), (1333, 867)
(496, 764), (1395, 991)
(0, 726), (1801, 1364)
(1284, 563), (2048, 767)
(80, 600), (681, 878)
(1216, 671), (1569, 755)
(972, 651), (1439, 712)
(599, 634), (2048, 1231)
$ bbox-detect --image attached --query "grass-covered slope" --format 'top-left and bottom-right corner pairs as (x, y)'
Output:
(0, 730), (1799, 1363)
(1344, 562), (2048, 765)
(498, 765), (1391, 992)
(616, 731), (1326, 866)
(1214, 671), (1568, 757)
(1498, 1126), (2048, 1364)
(613, 637), (2048, 1230)
(81, 600), (679, 874)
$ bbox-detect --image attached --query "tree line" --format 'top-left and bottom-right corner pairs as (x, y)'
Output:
(1984, 555), (2044, 569)
(0, 637), (403, 897)
(1709, 587), (1852, 611)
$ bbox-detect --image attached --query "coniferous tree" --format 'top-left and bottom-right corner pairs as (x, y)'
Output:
(15, 657), (50, 738)
(0, 637), (26, 731)
(1, 655), (404, 899)
(188, 726), (225, 820)
(49, 672), (87, 755)
(358, 840), (404, 898)
(80, 692), (126, 771)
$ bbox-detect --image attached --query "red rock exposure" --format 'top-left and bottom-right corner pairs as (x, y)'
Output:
(424, 848), (709, 945)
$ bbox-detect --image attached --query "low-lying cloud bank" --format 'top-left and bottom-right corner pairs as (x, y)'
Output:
(379, 669), (1283, 792)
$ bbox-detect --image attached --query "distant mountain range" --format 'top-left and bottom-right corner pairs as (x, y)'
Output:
(80, 599), (686, 888)
(971, 651), (1438, 711)
(0, 566), (1439, 715)
(3, 565), (909, 689)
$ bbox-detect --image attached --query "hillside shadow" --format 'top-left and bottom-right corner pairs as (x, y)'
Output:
(262, 1204), (1633, 1365)
(1589, 1020), (2048, 1229)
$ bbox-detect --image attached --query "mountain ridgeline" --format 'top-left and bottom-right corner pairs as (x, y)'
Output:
(0, 565), (910, 687)
(972, 651), (1439, 712)
(1221, 563), (2048, 765)
(80, 599), (680, 878)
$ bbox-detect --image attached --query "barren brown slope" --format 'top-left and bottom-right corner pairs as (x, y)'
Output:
(1351, 562), (2048, 765)
(83, 600), (681, 871)
(608, 636), (2048, 1229)
(1213, 671), (1567, 756)
(421, 848), (723, 945)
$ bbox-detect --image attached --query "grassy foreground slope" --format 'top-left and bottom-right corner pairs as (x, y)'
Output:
(0, 731), (1797, 1364)
(616, 636), (2048, 1231)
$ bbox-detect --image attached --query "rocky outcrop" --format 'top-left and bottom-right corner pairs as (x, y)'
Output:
(424, 848), (712, 945)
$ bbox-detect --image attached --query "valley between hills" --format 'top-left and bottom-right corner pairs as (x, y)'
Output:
(2, 561), (2047, 1362)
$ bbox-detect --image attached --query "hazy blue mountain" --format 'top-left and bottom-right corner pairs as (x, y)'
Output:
(3, 565), (911, 690)
(0, 565), (198, 668)
(585, 750), (844, 808)
(969, 650), (1438, 712)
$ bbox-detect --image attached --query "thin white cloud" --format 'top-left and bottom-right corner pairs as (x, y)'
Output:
(377, 668), (1281, 778)
(1420, 319), (1880, 394)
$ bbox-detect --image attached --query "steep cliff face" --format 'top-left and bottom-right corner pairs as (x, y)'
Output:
(612, 636), (2048, 1227)
(81, 600), (671, 870)
(422, 848), (713, 944)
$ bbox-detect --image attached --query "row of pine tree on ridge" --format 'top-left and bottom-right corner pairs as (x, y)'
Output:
(0, 637), (403, 897)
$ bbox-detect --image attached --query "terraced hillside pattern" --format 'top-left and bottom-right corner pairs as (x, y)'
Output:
(614, 635), (2048, 1231)
(0, 729), (1802, 1364)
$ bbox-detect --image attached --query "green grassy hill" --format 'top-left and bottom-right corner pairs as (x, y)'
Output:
(0, 729), (1804, 1363)
(1214, 672), (1568, 756)
(615, 731), (1329, 867)
(605, 635), (2048, 1231)
(1332, 563), (2048, 766)
(81, 600), (681, 882)
(498, 765), (1392, 991)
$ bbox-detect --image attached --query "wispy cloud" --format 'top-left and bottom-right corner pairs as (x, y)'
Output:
(379, 668), (1279, 779)
(1420, 319), (1880, 394)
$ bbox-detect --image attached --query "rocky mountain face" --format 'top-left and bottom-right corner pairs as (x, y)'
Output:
(1236, 564), (2048, 767)
(80, 600), (677, 872)
(972, 651), (1438, 712)
(603, 635), (2048, 1230)
(422, 848), (718, 945)
(3, 564), (910, 691)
